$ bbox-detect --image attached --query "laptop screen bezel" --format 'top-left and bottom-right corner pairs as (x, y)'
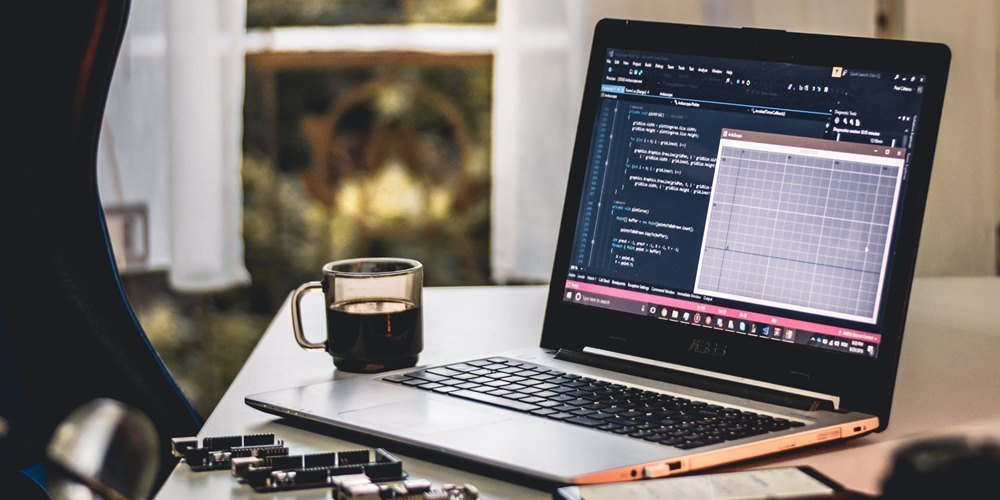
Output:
(541, 19), (950, 430)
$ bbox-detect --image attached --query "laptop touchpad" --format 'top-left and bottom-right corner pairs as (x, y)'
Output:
(338, 399), (510, 435)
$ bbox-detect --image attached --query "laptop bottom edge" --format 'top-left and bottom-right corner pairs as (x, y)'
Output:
(246, 393), (877, 485)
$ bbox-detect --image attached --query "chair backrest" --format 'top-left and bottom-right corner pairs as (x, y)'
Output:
(3, 0), (202, 485)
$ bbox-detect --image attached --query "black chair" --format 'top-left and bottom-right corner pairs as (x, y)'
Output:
(3, 0), (202, 493)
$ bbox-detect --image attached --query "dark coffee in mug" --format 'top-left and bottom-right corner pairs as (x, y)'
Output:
(326, 299), (422, 372)
(290, 257), (423, 373)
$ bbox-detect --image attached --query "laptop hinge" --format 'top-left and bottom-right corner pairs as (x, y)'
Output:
(554, 348), (835, 412)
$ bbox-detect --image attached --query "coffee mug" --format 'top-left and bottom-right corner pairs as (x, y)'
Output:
(291, 258), (423, 373)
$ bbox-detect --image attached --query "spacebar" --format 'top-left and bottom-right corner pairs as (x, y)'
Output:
(450, 390), (539, 412)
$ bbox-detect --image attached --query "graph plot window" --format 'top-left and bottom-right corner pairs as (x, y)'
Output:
(694, 129), (905, 323)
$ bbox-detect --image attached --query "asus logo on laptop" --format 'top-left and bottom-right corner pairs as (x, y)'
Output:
(689, 339), (727, 357)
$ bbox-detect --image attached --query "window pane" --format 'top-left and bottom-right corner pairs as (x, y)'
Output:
(244, 56), (493, 294)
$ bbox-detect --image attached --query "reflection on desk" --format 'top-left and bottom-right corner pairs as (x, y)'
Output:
(157, 277), (1000, 498)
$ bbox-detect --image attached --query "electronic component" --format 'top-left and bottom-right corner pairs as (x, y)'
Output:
(172, 433), (478, 497)
(332, 475), (481, 499)
(234, 448), (405, 492)
(171, 433), (288, 471)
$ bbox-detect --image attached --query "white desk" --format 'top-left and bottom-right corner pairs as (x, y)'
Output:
(156, 277), (1000, 498)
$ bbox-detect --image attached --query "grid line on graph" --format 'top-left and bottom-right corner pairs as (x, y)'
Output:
(696, 146), (899, 319)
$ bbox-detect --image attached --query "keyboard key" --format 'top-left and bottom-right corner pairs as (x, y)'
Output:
(547, 412), (575, 421)
(676, 441), (706, 449)
(590, 412), (618, 421)
(432, 386), (459, 394)
(382, 375), (410, 383)
(567, 416), (603, 428)
(488, 389), (512, 397)
(426, 367), (462, 377)
(486, 357), (510, 364)
(420, 382), (443, 390)
(402, 379), (427, 387)
(501, 384), (527, 392)
(530, 408), (556, 417)
(628, 430), (656, 439)
(451, 390), (539, 412)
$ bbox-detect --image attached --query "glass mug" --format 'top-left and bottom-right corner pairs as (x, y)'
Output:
(291, 258), (423, 373)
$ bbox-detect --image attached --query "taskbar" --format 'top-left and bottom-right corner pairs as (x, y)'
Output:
(564, 280), (879, 358)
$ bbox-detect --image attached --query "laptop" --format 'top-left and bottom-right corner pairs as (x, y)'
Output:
(248, 19), (950, 484)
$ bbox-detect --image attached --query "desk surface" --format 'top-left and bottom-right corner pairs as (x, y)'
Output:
(157, 277), (1000, 499)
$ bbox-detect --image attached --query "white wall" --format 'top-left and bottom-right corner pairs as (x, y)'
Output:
(904, 0), (1000, 276)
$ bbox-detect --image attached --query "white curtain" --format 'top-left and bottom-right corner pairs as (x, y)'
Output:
(98, 0), (249, 292)
(490, 0), (875, 283)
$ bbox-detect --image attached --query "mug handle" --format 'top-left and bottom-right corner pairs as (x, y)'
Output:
(290, 281), (326, 351)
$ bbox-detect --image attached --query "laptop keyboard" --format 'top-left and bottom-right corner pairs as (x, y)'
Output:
(382, 357), (804, 450)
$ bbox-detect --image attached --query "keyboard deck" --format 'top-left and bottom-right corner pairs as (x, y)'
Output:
(383, 357), (804, 450)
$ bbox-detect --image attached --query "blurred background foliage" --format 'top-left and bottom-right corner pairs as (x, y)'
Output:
(129, 0), (495, 414)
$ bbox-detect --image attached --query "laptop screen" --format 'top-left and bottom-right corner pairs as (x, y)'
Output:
(562, 48), (928, 360)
